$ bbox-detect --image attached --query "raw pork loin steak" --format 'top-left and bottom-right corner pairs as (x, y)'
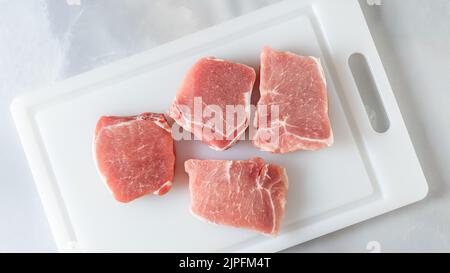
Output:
(94, 113), (175, 203)
(253, 46), (333, 153)
(169, 57), (256, 151)
(185, 157), (288, 235)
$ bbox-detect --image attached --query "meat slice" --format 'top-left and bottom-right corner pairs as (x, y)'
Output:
(169, 57), (256, 151)
(185, 157), (288, 235)
(94, 113), (175, 203)
(253, 46), (333, 153)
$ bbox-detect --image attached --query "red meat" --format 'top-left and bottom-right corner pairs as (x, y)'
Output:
(253, 47), (333, 153)
(169, 57), (256, 151)
(94, 113), (175, 202)
(185, 157), (288, 235)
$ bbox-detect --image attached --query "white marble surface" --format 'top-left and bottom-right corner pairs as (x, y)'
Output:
(0, 0), (448, 252)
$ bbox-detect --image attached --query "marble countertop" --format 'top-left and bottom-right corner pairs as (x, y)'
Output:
(0, 0), (448, 252)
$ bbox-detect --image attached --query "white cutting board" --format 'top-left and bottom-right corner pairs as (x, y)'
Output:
(11, 0), (427, 252)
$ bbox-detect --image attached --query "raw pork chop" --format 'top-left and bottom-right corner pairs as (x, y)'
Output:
(94, 113), (175, 203)
(185, 157), (288, 235)
(253, 46), (333, 153)
(169, 57), (256, 151)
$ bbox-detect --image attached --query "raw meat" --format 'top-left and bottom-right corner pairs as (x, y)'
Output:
(94, 113), (175, 203)
(185, 157), (288, 235)
(253, 46), (333, 153)
(169, 57), (256, 151)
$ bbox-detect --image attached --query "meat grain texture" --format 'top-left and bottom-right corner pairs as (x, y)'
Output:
(169, 57), (256, 151)
(94, 113), (175, 203)
(253, 46), (333, 153)
(185, 157), (288, 235)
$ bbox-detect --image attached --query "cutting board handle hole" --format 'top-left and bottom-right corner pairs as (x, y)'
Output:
(348, 53), (390, 133)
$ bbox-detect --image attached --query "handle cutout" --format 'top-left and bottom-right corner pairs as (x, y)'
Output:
(349, 53), (390, 133)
